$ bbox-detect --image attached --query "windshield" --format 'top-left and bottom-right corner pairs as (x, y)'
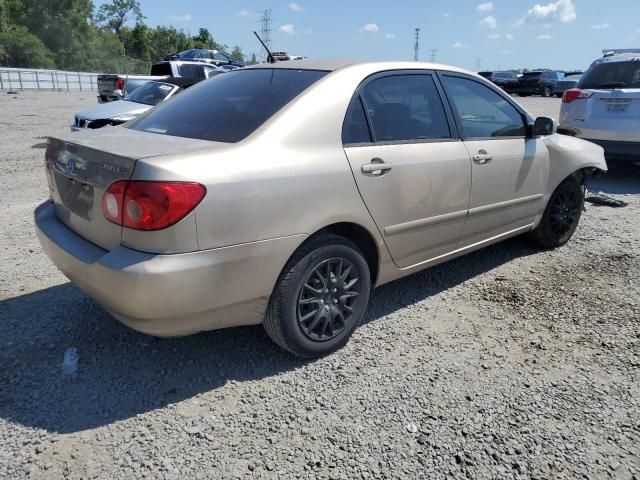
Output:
(523, 72), (542, 78)
(125, 82), (175, 106)
(127, 68), (328, 143)
(579, 61), (640, 89)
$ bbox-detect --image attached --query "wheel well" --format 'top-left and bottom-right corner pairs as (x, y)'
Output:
(306, 223), (380, 285)
(572, 167), (606, 185)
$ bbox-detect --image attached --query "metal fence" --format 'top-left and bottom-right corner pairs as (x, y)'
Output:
(0, 67), (101, 92)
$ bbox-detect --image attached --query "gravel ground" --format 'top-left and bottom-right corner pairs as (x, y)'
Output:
(0, 92), (639, 480)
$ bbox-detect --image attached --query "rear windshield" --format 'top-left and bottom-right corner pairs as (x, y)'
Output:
(579, 61), (640, 89)
(151, 63), (172, 76)
(127, 68), (327, 143)
(125, 82), (174, 106)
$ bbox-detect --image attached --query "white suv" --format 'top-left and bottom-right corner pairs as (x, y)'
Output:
(559, 49), (640, 164)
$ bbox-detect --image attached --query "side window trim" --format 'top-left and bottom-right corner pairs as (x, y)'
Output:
(342, 69), (461, 147)
(436, 71), (530, 141)
(342, 94), (374, 146)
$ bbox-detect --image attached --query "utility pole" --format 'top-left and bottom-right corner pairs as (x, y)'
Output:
(413, 28), (420, 61)
(429, 49), (438, 63)
(476, 57), (482, 71)
(259, 9), (273, 63)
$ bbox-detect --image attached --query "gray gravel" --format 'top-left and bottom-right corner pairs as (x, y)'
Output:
(1, 92), (639, 480)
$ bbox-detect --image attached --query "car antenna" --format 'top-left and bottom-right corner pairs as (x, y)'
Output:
(253, 31), (277, 63)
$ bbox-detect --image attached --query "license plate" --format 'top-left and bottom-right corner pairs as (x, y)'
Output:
(607, 104), (627, 113)
(97, 80), (113, 91)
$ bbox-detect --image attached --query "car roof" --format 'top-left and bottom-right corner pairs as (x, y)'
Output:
(247, 58), (471, 75)
(596, 53), (640, 63)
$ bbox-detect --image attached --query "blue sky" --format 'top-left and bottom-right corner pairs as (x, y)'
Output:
(97, 0), (640, 71)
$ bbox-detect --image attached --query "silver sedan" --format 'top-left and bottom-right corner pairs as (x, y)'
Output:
(72, 80), (188, 131)
(35, 60), (607, 357)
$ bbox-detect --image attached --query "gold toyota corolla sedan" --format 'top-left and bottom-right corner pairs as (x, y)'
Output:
(35, 59), (607, 357)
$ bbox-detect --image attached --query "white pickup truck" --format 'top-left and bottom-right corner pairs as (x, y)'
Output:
(96, 60), (221, 103)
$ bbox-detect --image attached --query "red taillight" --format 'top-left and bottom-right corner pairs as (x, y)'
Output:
(562, 88), (592, 104)
(102, 181), (206, 231)
(116, 78), (125, 90)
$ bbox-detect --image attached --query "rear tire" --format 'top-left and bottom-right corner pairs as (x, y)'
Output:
(264, 234), (371, 357)
(542, 86), (552, 97)
(530, 176), (585, 249)
(556, 93), (563, 98)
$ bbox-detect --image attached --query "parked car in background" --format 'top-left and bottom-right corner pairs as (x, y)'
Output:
(163, 49), (246, 69)
(97, 73), (161, 103)
(97, 61), (220, 103)
(518, 70), (565, 97)
(553, 74), (582, 97)
(271, 51), (307, 61)
(73, 78), (195, 131)
(560, 49), (640, 164)
(36, 60), (606, 357)
(478, 71), (519, 93)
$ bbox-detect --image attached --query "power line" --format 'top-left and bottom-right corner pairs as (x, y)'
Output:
(259, 9), (273, 63)
(413, 28), (420, 61)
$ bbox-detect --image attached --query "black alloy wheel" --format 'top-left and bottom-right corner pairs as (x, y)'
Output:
(548, 188), (581, 239)
(264, 234), (371, 357)
(530, 176), (585, 249)
(297, 258), (361, 342)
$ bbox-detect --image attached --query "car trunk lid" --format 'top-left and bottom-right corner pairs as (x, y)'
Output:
(45, 128), (217, 251)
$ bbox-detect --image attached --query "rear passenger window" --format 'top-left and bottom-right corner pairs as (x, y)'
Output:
(442, 76), (526, 139)
(361, 74), (451, 142)
(342, 97), (372, 144)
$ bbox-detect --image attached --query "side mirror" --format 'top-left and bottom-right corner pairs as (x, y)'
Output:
(531, 116), (556, 137)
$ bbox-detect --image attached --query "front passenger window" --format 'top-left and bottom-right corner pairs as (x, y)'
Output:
(442, 76), (526, 139)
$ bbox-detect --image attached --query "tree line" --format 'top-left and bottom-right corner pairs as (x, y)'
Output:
(0, 0), (256, 73)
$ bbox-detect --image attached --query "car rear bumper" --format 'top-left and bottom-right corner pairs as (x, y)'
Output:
(35, 201), (305, 336)
(581, 139), (640, 163)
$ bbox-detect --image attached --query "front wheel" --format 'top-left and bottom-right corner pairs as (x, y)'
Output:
(530, 176), (585, 249)
(264, 235), (371, 357)
(542, 86), (552, 97)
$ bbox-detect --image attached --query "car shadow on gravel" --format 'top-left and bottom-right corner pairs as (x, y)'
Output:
(0, 238), (540, 434)
(363, 237), (540, 324)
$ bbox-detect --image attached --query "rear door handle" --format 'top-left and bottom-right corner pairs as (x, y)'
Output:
(361, 158), (392, 175)
(472, 150), (493, 165)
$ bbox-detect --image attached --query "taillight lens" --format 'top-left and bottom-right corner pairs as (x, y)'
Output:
(116, 78), (124, 90)
(102, 181), (206, 231)
(562, 88), (593, 104)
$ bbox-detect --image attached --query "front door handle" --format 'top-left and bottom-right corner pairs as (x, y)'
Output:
(361, 158), (392, 176)
(472, 150), (493, 165)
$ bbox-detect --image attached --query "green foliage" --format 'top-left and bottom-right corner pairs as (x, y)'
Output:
(0, 0), (246, 73)
(96, 0), (144, 37)
(0, 25), (54, 68)
(229, 46), (244, 62)
(247, 53), (258, 65)
(147, 25), (194, 62)
(192, 27), (223, 50)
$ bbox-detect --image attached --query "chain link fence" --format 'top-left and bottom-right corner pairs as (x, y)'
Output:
(0, 67), (100, 92)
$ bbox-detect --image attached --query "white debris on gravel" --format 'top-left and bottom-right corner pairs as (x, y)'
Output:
(0, 92), (639, 479)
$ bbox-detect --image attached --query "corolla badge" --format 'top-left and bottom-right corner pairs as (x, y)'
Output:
(64, 159), (76, 176)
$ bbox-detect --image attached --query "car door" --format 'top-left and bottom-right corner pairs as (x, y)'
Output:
(439, 73), (549, 247)
(343, 72), (472, 269)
